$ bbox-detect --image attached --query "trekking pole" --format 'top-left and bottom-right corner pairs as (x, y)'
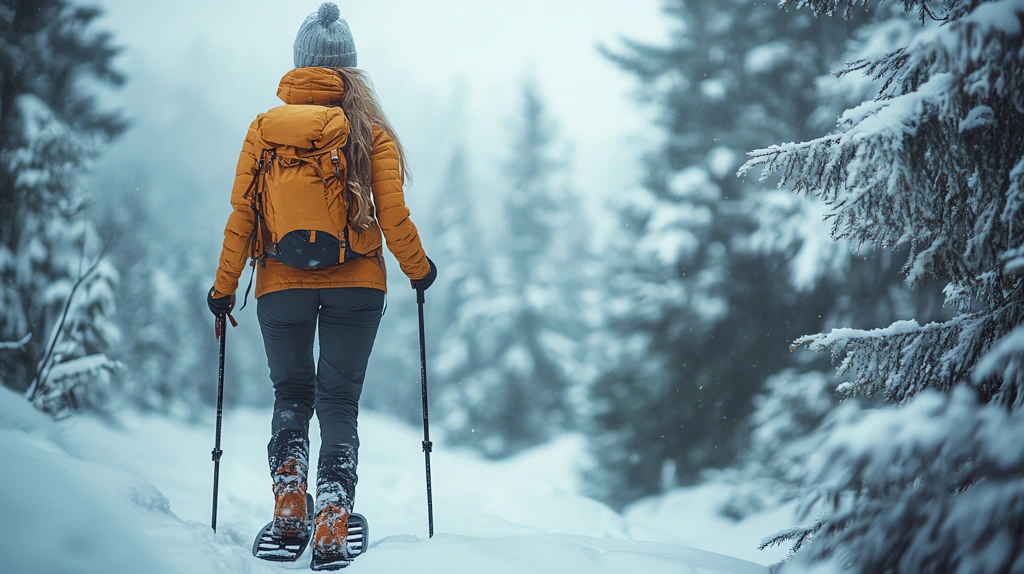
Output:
(416, 288), (435, 538)
(211, 313), (227, 532)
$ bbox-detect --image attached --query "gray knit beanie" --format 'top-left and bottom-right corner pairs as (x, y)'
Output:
(293, 3), (357, 68)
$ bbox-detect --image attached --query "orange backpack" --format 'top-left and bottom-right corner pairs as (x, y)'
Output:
(237, 105), (384, 304)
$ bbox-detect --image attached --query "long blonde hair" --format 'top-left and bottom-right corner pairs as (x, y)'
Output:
(334, 67), (410, 231)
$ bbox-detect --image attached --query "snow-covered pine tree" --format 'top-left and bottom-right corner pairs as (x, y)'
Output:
(430, 148), (487, 353)
(710, 369), (835, 520)
(744, 0), (1024, 406)
(360, 146), (492, 424)
(426, 147), (492, 426)
(740, 0), (940, 326)
(741, 0), (1024, 570)
(716, 5), (952, 517)
(440, 82), (586, 457)
(587, 0), (855, 506)
(96, 181), (230, 417)
(0, 1), (126, 416)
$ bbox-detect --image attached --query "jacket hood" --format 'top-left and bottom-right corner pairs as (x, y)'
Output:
(257, 68), (349, 151)
(277, 67), (345, 106)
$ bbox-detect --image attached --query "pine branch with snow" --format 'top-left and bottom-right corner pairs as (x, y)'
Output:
(741, 1), (1024, 570)
(0, 334), (31, 350)
(779, 0), (969, 22)
(781, 388), (1024, 573)
(742, 0), (1024, 405)
(760, 524), (823, 560)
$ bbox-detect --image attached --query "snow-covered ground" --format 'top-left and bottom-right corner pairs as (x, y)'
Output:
(1, 386), (782, 573)
(626, 484), (799, 565)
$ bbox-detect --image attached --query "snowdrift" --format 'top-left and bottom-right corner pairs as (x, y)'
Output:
(0, 387), (767, 573)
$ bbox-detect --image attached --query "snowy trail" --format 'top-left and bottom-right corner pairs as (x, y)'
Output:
(1, 388), (768, 573)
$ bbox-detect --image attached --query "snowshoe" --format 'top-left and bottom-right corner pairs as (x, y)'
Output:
(309, 512), (369, 571)
(252, 493), (314, 562)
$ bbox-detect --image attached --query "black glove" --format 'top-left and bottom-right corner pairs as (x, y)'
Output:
(411, 257), (437, 292)
(207, 288), (235, 316)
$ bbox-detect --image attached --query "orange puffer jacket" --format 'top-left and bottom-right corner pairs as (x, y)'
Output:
(213, 67), (431, 299)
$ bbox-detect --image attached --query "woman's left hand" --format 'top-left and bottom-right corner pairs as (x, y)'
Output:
(411, 258), (437, 292)
(207, 288), (235, 316)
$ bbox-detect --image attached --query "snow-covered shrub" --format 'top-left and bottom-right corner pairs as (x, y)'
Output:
(765, 387), (1024, 573)
(749, 371), (834, 471)
(714, 370), (835, 520)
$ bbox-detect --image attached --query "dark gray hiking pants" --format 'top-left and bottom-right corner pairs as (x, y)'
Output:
(257, 287), (384, 511)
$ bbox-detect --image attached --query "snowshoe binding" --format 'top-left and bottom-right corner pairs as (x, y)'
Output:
(310, 504), (369, 571)
(252, 492), (314, 561)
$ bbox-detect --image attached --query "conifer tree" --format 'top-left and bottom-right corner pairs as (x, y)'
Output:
(441, 82), (585, 457)
(742, 1), (1024, 570)
(96, 183), (228, 416)
(429, 148), (491, 423)
(0, 1), (126, 416)
(430, 148), (488, 342)
(588, 0), (855, 506)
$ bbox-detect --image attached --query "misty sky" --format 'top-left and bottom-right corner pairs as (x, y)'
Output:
(93, 1), (669, 247)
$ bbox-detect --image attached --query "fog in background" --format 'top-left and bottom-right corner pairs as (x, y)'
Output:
(93, 0), (667, 244)
(81, 1), (669, 417)
(8, 1), (1019, 568)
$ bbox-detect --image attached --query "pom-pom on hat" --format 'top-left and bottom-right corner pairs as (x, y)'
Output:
(293, 2), (357, 69)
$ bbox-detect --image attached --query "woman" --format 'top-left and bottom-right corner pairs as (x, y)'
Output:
(207, 3), (436, 569)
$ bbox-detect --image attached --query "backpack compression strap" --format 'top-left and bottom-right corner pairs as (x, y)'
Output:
(238, 149), (273, 311)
